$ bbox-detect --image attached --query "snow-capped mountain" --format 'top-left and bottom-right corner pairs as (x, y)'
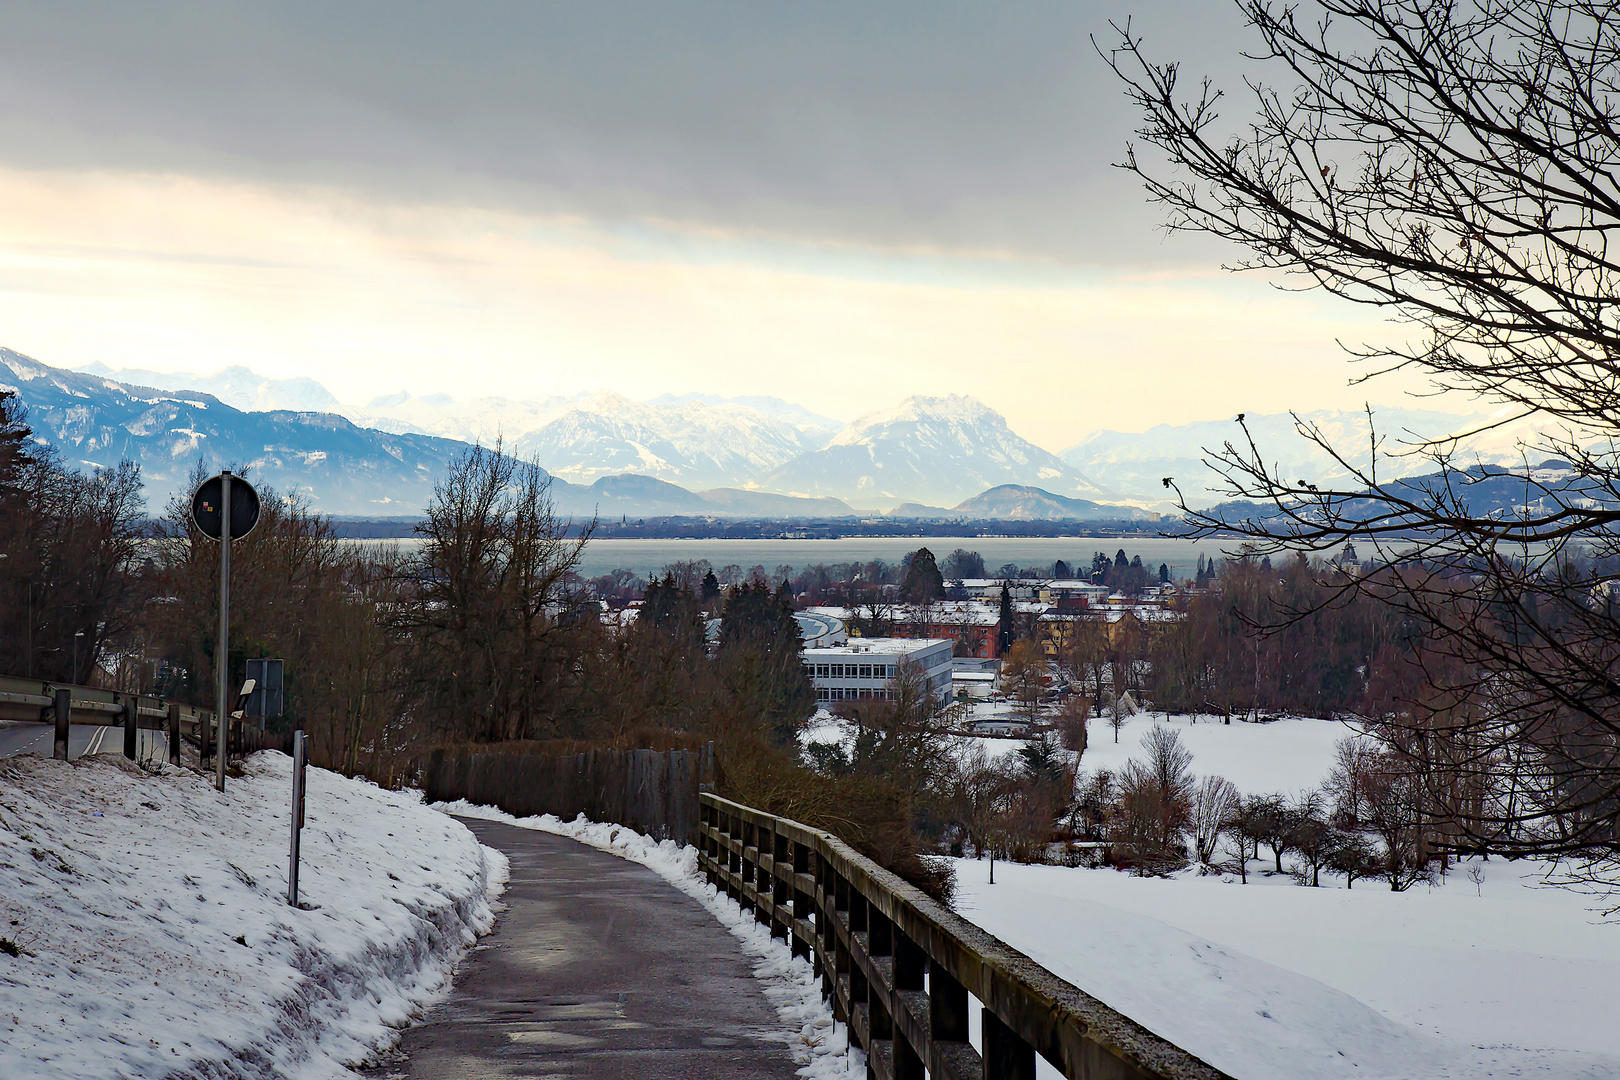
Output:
(351, 389), (839, 490)
(510, 391), (835, 489)
(648, 392), (842, 439)
(1059, 406), (1533, 506)
(351, 390), (577, 444)
(764, 394), (1116, 508)
(9, 350), (466, 515)
(4, 350), (860, 519)
(75, 362), (345, 414)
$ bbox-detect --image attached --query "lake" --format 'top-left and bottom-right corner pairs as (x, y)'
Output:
(345, 534), (1254, 579)
(569, 535), (1237, 580)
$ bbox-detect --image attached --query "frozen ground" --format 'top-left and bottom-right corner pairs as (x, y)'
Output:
(950, 712), (1620, 1079)
(438, 801), (864, 1080)
(0, 752), (505, 1080)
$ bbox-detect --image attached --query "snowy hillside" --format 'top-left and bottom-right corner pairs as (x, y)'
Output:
(767, 395), (1116, 508)
(956, 714), (1620, 1080)
(0, 752), (505, 1080)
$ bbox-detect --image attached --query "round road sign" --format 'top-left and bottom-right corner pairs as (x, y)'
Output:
(192, 473), (261, 541)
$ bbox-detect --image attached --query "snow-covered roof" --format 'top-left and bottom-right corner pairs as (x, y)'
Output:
(804, 638), (954, 658)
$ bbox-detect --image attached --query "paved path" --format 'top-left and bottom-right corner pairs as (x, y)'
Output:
(0, 721), (168, 761)
(384, 817), (802, 1079)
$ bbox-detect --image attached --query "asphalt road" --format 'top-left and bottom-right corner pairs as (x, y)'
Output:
(0, 721), (170, 762)
(379, 817), (802, 1080)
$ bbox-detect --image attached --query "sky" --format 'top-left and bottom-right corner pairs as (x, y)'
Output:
(0, 1), (1463, 451)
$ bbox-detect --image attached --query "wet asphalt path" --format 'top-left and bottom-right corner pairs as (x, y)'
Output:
(384, 817), (801, 1080)
(0, 721), (169, 761)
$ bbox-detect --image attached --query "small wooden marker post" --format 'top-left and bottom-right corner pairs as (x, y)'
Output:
(166, 701), (181, 766)
(288, 730), (307, 907)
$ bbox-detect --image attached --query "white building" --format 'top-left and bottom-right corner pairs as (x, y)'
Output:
(802, 638), (953, 705)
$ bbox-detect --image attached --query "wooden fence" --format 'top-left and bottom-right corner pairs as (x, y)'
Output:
(417, 744), (715, 846)
(699, 792), (1232, 1080)
(0, 674), (287, 764)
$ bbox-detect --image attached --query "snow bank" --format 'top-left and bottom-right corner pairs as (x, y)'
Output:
(0, 752), (506, 1080)
(952, 826), (1620, 1074)
(439, 800), (864, 1080)
(1079, 712), (1352, 794)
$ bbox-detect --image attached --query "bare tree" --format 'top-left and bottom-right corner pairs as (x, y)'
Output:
(1116, 725), (1197, 870)
(1191, 774), (1242, 867)
(399, 442), (592, 744)
(1107, 1), (1620, 862)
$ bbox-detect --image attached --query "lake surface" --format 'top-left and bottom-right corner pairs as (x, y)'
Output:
(569, 536), (1237, 580)
(347, 535), (1249, 579)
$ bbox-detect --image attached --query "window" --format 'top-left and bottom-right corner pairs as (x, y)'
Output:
(816, 688), (829, 701)
(832, 664), (844, 678)
(816, 664), (829, 678)
(859, 664), (872, 679)
(873, 664), (888, 679)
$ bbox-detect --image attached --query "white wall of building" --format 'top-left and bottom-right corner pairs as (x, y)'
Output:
(803, 638), (953, 704)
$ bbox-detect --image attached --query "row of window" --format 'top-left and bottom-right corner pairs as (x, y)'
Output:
(817, 688), (897, 701)
(808, 662), (892, 679)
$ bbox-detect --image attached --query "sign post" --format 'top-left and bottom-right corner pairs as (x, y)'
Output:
(191, 470), (260, 792)
(288, 729), (306, 907)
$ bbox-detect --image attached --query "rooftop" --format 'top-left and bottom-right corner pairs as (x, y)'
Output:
(803, 638), (954, 657)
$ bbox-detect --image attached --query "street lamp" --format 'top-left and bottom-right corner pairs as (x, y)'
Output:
(72, 629), (85, 684)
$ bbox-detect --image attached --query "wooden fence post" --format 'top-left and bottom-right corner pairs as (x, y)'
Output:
(166, 702), (181, 766)
(53, 688), (70, 760)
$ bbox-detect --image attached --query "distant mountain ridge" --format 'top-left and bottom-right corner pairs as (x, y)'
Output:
(75, 361), (345, 414)
(6, 350), (466, 514)
(888, 484), (1148, 522)
(766, 394), (1117, 508)
(8, 350), (868, 520)
(1058, 406), (1553, 506)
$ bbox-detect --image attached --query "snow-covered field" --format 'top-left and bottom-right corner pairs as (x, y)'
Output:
(951, 712), (1620, 1079)
(0, 752), (505, 1080)
(438, 801), (863, 1080)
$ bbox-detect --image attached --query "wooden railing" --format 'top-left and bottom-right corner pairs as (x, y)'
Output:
(0, 674), (283, 763)
(698, 792), (1231, 1080)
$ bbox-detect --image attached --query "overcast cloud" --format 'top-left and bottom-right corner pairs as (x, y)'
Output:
(0, 1), (1256, 265)
(0, 3), (1458, 444)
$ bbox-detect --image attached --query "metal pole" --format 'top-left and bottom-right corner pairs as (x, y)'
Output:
(122, 694), (137, 760)
(53, 687), (70, 760)
(288, 729), (306, 907)
(215, 471), (231, 792)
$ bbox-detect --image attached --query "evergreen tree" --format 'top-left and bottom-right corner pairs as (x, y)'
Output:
(717, 581), (814, 745)
(998, 583), (1015, 655)
(700, 569), (720, 601)
(901, 546), (945, 603)
(1159, 562), (1170, 584)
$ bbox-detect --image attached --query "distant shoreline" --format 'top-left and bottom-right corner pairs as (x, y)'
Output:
(325, 516), (1198, 541)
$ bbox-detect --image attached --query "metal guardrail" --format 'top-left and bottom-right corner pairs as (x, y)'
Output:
(698, 792), (1231, 1080)
(0, 674), (281, 764)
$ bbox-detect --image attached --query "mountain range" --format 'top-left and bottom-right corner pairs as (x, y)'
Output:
(1059, 406), (1557, 505)
(1, 350), (858, 519)
(8, 349), (1570, 520)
